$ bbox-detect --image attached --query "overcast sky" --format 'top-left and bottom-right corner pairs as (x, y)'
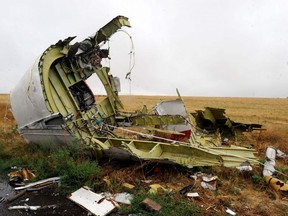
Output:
(1, 0), (288, 98)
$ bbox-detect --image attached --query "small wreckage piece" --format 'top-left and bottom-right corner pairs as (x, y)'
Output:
(8, 168), (36, 187)
(263, 147), (288, 197)
(14, 177), (61, 191)
(8, 205), (41, 211)
(68, 187), (118, 216)
(10, 15), (262, 168)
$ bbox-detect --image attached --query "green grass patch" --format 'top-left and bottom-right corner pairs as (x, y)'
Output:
(120, 192), (202, 216)
(0, 142), (101, 193)
(251, 174), (264, 184)
(0, 142), (14, 175)
(50, 149), (100, 192)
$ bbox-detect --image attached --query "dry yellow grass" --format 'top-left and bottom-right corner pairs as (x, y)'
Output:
(2, 93), (288, 155)
(119, 95), (288, 126)
(1, 94), (288, 215)
(0, 94), (15, 133)
(0, 94), (26, 152)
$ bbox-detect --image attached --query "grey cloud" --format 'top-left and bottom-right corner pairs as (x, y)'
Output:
(1, 0), (288, 98)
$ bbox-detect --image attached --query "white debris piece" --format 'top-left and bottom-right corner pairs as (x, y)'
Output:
(236, 165), (253, 171)
(15, 177), (61, 191)
(263, 147), (276, 176)
(201, 176), (218, 190)
(276, 149), (287, 159)
(190, 175), (197, 181)
(263, 147), (288, 176)
(101, 192), (133, 205)
(141, 180), (153, 184)
(114, 192), (134, 205)
(100, 192), (114, 200)
(226, 208), (237, 215)
(68, 186), (118, 216)
(8, 205), (41, 211)
(201, 181), (216, 190)
(202, 176), (217, 182)
(186, 192), (199, 198)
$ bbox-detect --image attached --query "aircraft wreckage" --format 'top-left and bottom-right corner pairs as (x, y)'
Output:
(10, 16), (263, 168)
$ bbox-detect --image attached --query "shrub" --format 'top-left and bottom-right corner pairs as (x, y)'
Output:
(51, 149), (100, 192)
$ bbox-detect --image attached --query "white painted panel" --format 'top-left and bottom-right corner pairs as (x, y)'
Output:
(68, 187), (117, 216)
(10, 57), (52, 128)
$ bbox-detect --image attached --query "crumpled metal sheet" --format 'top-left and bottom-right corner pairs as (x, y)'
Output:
(68, 186), (118, 216)
(263, 146), (276, 176)
(153, 99), (192, 133)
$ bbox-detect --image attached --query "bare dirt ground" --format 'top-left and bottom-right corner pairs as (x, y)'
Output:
(0, 178), (87, 216)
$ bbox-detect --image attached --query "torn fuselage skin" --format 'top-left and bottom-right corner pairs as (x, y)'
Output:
(10, 16), (261, 168)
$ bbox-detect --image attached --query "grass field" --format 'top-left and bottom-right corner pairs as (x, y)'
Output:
(1, 93), (288, 215)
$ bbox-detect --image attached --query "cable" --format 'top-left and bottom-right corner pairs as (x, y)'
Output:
(107, 124), (188, 145)
(117, 29), (135, 81)
(116, 29), (135, 97)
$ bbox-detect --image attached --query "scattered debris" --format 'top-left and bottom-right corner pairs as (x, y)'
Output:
(226, 208), (237, 216)
(236, 161), (253, 171)
(263, 146), (287, 177)
(201, 182), (216, 191)
(41, 205), (57, 210)
(262, 147), (288, 199)
(202, 176), (218, 182)
(103, 177), (111, 188)
(8, 204), (41, 211)
(186, 192), (200, 198)
(122, 183), (135, 190)
(68, 186), (118, 216)
(236, 165), (253, 171)
(9, 168), (36, 181)
(8, 168), (36, 187)
(100, 192), (114, 200)
(179, 184), (194, 195)
(276, 149), (287, 159)
(141, 179), (153, 184)
(190, 174), (199, 181)
(263, 147), (277, 176)
(265, 176), (288, 193)
(201, 176), (218, 191)
(148, 184), (172, 194)
(140, 198), (162, 212)
(100, 191), (133, 205)
(114, 192), (134, 205)
(15, 177), (60, 191)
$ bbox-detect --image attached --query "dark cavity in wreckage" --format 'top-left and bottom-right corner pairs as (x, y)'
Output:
(10, 16), (263, 168)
